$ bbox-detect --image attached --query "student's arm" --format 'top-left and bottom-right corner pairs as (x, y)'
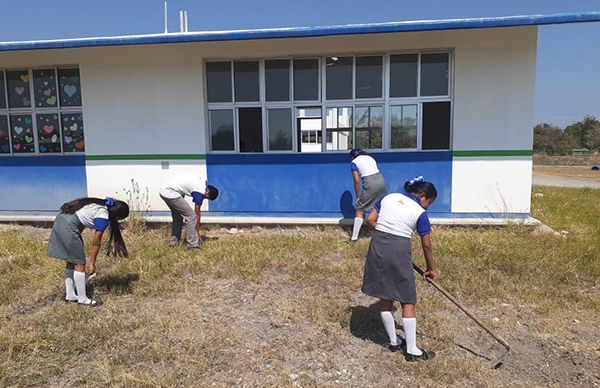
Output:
(195, 204), (201, 234)
(88, 230), (104, 275)
(352, 171), (361, 203)
(420, 234), (436, 280)
(366, 208), (379, 229)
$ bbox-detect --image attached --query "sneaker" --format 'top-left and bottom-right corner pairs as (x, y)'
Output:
(77, 299), (101, 307)
(388, 338), (406, 352)
(405, 349), (436, 362)
(187, 245), (201, 250)
(168, 237), (179, 247)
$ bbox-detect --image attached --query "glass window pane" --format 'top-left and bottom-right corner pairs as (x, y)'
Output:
(293, 59), (319, 101)
(10, 114), (35, 153)
(61, 113), (85, 152)
(266, 60), (290, 101)
(7, 70), (31, 108)
(390, 54), (418, 98)
(356, 106), (369, 128)
(297, 107), (322, 153)
(0, 71), (6, 109)
(234, 61), (259, 102)
(326, 107), (352, 151)
(37, 113), (61, 153)
(0, 115), (10, 154)
(326, 56), (353, 100)
(338, 107), (352, 128)
(58, 68), (82, 107)
(391, 105), (417, 149)
(355, 56), (382, 98)
(268, 108), (292, 151)
(33, 69), (58, 108)
(238, 107), (263, 152)
(206, 62), (232, 103)
(422, 101), (451, 150)
(355, 106), (382, 149)
(209, 109), (234, 151)
(421, 53), (449, 96)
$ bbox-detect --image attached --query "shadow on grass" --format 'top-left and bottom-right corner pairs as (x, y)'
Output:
(347, 303), (393, 346)
(88, 273), (140, 297)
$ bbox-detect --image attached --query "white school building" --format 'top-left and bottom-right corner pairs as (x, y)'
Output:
(1, 12), (599, 224)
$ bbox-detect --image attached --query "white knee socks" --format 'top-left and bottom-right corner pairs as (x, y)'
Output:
(402, 317), (423, 356)
(64, 269), (77, 300)
(351, 217), (363, 241)
(380, 311), (398, 346)
(73, 270), (91, 304)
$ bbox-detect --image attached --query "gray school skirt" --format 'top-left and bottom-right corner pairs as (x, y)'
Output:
(361, 230), (417, 304)
(47, 213), (86, 265)
(357, 172), (387, 212)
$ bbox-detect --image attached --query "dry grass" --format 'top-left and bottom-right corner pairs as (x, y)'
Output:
(534, 166), (600, 182)
(1, 186), (599, 387)
(534, 154), (600, 166)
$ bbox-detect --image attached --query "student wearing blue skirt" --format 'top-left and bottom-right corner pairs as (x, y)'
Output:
(47, 197), (129, 307)
(361, 176), (437, 361)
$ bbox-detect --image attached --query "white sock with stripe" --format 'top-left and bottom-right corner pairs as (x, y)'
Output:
(64, 269), (77, 300)
(380, 311), (398, 346)
(73, 270), (91, 304)
(402, 317), (423, 356)
(351, 217), (363, 240)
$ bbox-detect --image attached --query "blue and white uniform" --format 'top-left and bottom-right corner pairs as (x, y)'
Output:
(351, 154), (387, 212)
(76, 204), (109, 231)
(373, 193), (431, 238)
(350, 154), (380, 178)
(159, 173), (207, 206)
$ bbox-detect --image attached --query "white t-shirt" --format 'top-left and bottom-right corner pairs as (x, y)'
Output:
(76, 204), (109, 231)
(374, 193), (431, 238)
(160, 173), (206, 205)
(350, 154), (379, 178)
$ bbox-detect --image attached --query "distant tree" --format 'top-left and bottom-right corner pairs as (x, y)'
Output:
(533, 123), (573, 155)
(563, 116), (600, 152)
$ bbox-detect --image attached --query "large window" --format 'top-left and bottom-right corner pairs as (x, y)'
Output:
(206, 51), (451, 153)
(0, 67), (84, 155)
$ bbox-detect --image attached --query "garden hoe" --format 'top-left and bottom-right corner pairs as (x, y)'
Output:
(413, 264), (510, 369)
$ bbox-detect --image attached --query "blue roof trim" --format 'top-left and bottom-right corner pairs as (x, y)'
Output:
(1, 12), (599, 52)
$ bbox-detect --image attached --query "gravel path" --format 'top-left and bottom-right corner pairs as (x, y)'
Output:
(532, 174), (600, 189)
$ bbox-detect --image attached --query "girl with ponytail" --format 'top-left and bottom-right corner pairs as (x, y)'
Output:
(47, 197), (129, 307)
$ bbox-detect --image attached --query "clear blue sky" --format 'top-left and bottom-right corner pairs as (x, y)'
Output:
(1, 0), (598, 128)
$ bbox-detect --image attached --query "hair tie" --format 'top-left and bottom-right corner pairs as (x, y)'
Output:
(105, 197), (115, 207)
(408, 176), (425, 186)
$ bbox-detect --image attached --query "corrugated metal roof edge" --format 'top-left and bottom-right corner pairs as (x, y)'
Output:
(1, 12), (599, 52)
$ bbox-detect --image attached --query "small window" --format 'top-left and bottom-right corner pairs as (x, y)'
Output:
(326, 107), (352, 151)
(297, 107), (322, 153)
(326, 56), (353, 100)
(10, 114), (35, 153)
(355, 106), (382, 149)
(422, 101), (451, 150)
(355, 56), (383, 99)
(33, 69), (58, 108)
(0, 115), (9, 154)
(390, 54), (418, 98)
(58, 68), (82, 107)
(209, 109), (234, 151)
(7, 70), (31, 109)
(238, 107), (263, 152)
(265, 60), (290, 102)
(268, 108), (293, 151)
(206, 62), (232, 103)
(293, 59), (319, 101)
(36, 113), (61, 153)
(420, 53), (449, 96)
(0, 71), (6, 109)
(61, 112), (85, 152)
(234, 61), (259, 102)
(390, 105), (417, 149)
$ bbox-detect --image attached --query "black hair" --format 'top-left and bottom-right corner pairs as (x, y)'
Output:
(60, 197), (129, 258)
(206, 185), (219, 201)
(349, 148), (367, 160)
(404, 180), (438, 200)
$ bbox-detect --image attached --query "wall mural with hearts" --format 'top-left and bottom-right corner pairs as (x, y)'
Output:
(10, 115), (35, 153)
(33, 69), (58, 108)
(58, 68), (81, 107)
(6, 70), (31, 109)
(61, 112), (85, 152)
(0, 71), (6, 109)
(0, 115), (9, 154)
(36, 113), (61, 153)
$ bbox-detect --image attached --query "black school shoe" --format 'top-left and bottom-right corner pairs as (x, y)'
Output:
(405, 349), (436, 362)
(388, 338), (406, 352)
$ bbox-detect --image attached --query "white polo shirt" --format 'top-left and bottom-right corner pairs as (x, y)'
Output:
(374, 192), (432, 238)
(160, 173), (206, 205)
(76, 204), (109, 231)
(350, 154), (380, 178)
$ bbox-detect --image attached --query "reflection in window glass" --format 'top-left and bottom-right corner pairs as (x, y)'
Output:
(238, 107), (263, 152)
(209, 109), (234, 151)
(234, 61), (260, 102)
(326, 56), (353, 100)
(266, 60), (290, 102)
(36, 113), (61, 153)
(7, 70), (31, 109)
(355, 106), (382, 149)
(390, 54), (418, 98)
(293, 59), (319, 101)
(61, 112), (85, 152)
(355, 56), (383, 99)
(390, 105), (417, 149)
(297, 107), (322, 153)
(0, 115), (9, 154)
(206, 62), (232, 103)
(0, 71), (6, 109)
(421, 53), (449, 96)
(10, 114), (35, 153)
(422, 101), (451, 150)
(268, 108), (293, 151)
(326, 107), (352, 151)
(33, 69), (58, 108)
(58, 68), (82, 107)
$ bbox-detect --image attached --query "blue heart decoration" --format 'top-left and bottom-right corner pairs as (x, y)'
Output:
(0, 144), (8, 153)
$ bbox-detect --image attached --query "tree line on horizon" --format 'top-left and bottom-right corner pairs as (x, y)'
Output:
(534, 116), (600, 155)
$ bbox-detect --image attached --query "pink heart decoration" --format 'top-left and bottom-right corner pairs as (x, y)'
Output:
(14, 143), (21, 151)
(15, 87), (25, 95)
(43, 125), (54, 134)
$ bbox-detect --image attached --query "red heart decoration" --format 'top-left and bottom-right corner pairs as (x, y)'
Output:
(43, 125), (54, 134)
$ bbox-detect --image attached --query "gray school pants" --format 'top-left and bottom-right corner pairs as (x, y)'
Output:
(160, 195), (200, 248)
